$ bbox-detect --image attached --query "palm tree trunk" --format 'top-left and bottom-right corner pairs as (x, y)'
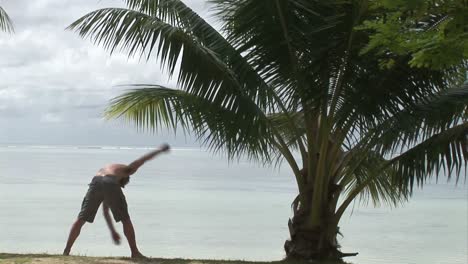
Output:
(284, 185), (343, 260)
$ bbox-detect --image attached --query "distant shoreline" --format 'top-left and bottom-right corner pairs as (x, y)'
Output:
(0, 144), (203, 151)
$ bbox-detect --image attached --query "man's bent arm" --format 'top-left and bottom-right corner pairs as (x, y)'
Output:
(127, 144), (170, 174)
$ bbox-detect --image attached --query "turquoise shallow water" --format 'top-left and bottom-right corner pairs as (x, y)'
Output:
(0, 146), (466, 264)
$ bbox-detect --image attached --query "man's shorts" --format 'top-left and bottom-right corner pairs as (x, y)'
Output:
(78, 176), (130, 223)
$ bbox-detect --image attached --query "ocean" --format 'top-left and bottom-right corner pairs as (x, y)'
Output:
(0, 145), (466, 264)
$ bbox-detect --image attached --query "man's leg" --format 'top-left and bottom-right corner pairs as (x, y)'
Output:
(122, 218), (145, 258)
(107, 183), (144, 258)
(63, 219), (86, 255)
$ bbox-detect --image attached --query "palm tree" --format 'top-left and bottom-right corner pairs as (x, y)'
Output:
(0, 6), (13, 33)
(69, 0), (467, 260)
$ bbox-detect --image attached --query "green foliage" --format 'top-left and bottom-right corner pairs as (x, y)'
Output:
(360, 0), (468, 69)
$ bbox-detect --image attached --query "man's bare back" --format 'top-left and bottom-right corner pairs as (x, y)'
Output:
(96, 164), (132, 181)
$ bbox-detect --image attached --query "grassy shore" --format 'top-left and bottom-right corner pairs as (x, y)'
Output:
(0, 253), (348, 264)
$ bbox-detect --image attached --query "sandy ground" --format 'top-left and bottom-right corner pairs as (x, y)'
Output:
(0, 254), (140, 264)
(0, 254), (228, 264)
(0, 253), (345, 264)
(0, 254), (289, 264)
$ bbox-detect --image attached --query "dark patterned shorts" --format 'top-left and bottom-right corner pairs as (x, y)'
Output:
(78, 176), (129, 223)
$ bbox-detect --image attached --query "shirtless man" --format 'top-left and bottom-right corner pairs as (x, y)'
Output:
(63, 144), (170, 258)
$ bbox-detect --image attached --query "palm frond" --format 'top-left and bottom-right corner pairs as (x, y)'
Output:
(341, 151), (409, 208)
(124, 0), (230, 50)
(68, 8), (187, 73)
(129, 0), (282, 112)
(268, 112), (306, 150)
(333, 52), (465, 134)
(375, 83), (468, 156)
(388, 122), (468, 190)
(341, 83), (468, 191)
(0, 6), (13, 33)
(106, 86), (274, 161)
(124, 0), (184, 25)
(334, 151), (410, 222)
(213, 0), (349, 101)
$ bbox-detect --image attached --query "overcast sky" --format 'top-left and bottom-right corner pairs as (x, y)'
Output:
(0, 0), (213, 146)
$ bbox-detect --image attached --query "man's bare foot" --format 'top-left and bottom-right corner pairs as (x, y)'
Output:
(131, 252), (147, 259)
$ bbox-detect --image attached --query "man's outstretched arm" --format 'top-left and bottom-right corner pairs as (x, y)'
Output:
(127, 144), (170, 174)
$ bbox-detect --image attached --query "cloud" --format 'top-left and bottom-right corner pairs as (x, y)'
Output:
(0, 0), (212, 145)
(40, 112), (62, 123)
